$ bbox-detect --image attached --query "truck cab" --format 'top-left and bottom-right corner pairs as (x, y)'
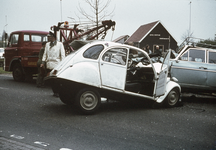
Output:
(4, 30), (48, 81)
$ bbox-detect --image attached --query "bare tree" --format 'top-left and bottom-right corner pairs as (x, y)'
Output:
(77, 0), (114, 39)
(181, 29), (193, 44)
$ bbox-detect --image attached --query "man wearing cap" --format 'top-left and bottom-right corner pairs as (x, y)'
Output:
(41, 31), (65, 96)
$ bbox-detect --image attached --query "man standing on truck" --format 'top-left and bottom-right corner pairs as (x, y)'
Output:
(41, 31), (65, 97)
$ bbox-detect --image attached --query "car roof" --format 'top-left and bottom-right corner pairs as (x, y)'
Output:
(175, 45), (216, 60)
(87, 40), (146, 51)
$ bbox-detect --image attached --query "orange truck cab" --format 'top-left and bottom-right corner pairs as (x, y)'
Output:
(4, 30), (48, 81)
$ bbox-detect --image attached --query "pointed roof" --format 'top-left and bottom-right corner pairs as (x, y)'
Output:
(126, 21), (159, 43)
(113, 35), (129, 43)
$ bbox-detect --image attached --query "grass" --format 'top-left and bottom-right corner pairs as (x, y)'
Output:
(0, 67), (11, 74)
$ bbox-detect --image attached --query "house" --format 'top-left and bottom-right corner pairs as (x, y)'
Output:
(113, 35), (129, 44)
(125, 21), (178, 53)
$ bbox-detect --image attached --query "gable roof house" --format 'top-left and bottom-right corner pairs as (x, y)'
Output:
(113, 35), (129, 44)
(125, 21), (178, 53)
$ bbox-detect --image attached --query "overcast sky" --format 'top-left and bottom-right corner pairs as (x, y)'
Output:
(0, 0), (215, 44)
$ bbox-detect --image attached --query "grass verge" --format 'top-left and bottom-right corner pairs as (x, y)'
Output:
(0, 67), (11, 74)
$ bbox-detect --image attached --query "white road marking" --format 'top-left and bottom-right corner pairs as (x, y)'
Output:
(0, 137), (45, 150)
(60, 148), (73, 150)
(34, 141), (50, 147)
(0, 87), (8, 90)
(10, 134), (24, 139)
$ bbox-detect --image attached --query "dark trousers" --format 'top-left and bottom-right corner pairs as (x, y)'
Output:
(36, 66), (46, 86)
(46, 69), (59, 94)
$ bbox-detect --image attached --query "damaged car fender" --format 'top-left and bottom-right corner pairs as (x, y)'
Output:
(156, 78), (181, 105)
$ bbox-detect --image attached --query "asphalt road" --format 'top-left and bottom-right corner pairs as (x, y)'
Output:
(0, 74), (216, 150)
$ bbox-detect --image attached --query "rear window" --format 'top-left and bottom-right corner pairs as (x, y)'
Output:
(83, 45), (104, 59)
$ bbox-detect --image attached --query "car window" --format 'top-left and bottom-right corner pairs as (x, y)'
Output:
(24, 34), (30, 41)
(180, 49), (205, 62)
(189, 49), (205, 62)
(83, 44), (104, 59)
(209, 51), (216, 64)
(31, 34), (47, 42)
(180, 51), (188, 61)
(102, 48), (127, 65)
(10, 34), (19, 45)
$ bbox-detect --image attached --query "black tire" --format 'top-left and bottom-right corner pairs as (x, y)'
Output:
(164, 88), (180, 107)
(59, 88), (75, 105)
(75, 88), (101, 115)
(13, 64), (25, 82)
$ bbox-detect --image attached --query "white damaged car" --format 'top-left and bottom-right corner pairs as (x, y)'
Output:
(47, 41), (181, 114)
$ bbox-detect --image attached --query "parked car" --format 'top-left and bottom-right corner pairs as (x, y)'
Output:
(170, 45), (216, 94)
(46, 41), (181, 114)
(0, 48), (4, 67)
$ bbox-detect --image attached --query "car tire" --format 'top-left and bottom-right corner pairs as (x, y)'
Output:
(75, 88), (101, 115)
(164, 88), (180, 107)
(13, 64), (25, 82)
(59, 88), (75, 105)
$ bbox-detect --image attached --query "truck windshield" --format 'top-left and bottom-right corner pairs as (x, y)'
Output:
(10, 34), (19, 45)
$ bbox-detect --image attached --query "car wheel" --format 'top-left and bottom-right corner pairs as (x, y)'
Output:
(13, 64), (25, 82)
(164, 88), (180, 107)
(75, 88), (101, 115)
(59, 88), (75, 105)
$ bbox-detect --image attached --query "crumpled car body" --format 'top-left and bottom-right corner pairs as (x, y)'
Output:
(47, 41), (181, 114)
(170, 45), (216, 94)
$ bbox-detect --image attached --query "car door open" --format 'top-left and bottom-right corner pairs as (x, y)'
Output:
(155, 50), (171, 97)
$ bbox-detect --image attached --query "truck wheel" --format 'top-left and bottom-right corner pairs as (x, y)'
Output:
(75, 88), (101, 115)
(164, 88), (180, 107)
(13, 64), (25, 82)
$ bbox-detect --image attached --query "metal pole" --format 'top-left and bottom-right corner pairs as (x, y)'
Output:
(189, 1), (191, 37)
(4, 24), (8, 48)
(96, 0), (98, 39)
(4, 16), (7, 48)
(60, 0), (62, 22)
